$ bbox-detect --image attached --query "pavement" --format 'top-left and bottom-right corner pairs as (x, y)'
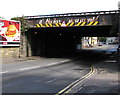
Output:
(1, 55), (77, 75)
(1, 56), (44, 64)
(75, 60), (120, 94)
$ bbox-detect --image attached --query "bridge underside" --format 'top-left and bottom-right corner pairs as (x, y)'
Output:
(30, 25), (117, 37)
(26, 25), (118, 56)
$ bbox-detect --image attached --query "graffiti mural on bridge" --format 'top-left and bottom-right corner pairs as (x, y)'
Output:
(35, 16), (100, 27)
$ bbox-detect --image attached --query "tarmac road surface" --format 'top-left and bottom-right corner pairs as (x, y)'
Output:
(1, 44), (119, 94)
(2, 58), (91, 93)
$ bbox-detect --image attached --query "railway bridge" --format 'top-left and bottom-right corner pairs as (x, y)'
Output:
(21, 10), (119, 57)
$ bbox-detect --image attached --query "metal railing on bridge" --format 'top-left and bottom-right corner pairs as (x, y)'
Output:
(25, 10), (119, 19)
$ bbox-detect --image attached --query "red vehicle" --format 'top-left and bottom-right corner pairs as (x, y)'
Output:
(0, 19), (21, 46)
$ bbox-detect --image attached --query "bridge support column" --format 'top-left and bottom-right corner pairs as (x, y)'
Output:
(19, 31), (32, 57)
(19, 32), (27, 57)
(26, 32), (32, 57)
(75, 36), (82, 52)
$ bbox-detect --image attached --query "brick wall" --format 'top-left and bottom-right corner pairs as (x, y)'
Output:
(0, 47), (20, 58)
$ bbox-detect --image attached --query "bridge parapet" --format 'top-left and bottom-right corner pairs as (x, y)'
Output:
(25, 10), (119, 28)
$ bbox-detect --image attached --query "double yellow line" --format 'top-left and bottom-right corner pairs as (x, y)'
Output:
(56, 65), (95, 95)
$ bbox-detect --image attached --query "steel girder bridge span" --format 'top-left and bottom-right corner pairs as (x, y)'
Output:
(23, 10), (119, 57)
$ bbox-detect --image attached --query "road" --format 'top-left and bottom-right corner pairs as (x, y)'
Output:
(2, 44), (119, 94)
(2, 59), (91, 93)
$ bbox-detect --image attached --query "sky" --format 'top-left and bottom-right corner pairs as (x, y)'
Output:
(0, 0), (120, 20)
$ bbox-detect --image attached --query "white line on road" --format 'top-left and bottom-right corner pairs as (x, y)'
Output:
(0, 71), (9, 74)
(47, 62), (58, 66)
(61, 60), (70, 63)
(56, 66), (95, 95)
(20, 66), (41, 71)
(105, 60), (117, 63)
(45, 79), (57, 83)
(2, 59), (71, 74)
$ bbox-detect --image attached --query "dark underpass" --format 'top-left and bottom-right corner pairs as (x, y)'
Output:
(26, 25), (117, 57)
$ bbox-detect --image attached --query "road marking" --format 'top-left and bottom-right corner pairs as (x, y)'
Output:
(55, 66), (95, 95)
(65, 67), (95, 94)
(0, 71), (9, 74)
(61, 60), (70, 63)
(47, 62), (58, 66)
(45, 79), (57, 83)
(2, 59), (71, 74)
(78, 86), (83, 91)
(19, 66), (41, 71)
(105, 60), (117, 63)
